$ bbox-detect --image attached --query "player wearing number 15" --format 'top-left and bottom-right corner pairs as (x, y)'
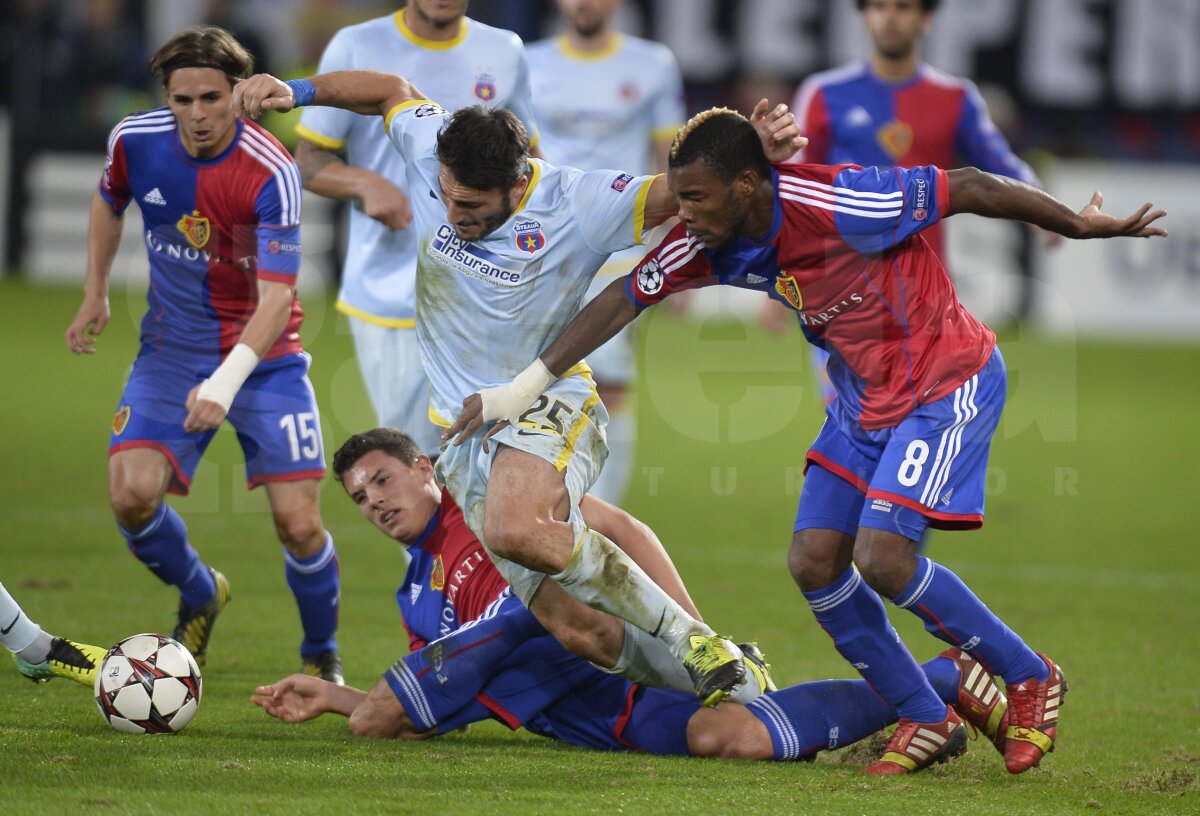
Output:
(64, 27), (343, 682)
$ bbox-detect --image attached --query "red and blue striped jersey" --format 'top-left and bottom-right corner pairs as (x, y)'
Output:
(626, 163), (995, 431)
(99, 108), (305, 363)
(792, 61), (1038, 261)
(396, 488), (510, 650)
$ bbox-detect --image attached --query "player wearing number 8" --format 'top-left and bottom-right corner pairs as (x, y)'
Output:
(64, 27), (343, 682)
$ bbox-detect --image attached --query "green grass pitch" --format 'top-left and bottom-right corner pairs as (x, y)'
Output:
(0, 280), (1196, 814)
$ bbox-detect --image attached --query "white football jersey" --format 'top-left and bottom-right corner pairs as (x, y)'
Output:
(298, 12), (540, 325)
(385, 101), (655, 424)
(526, 34), (684, 176)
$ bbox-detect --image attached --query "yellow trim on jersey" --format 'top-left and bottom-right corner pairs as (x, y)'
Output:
(631, 174), (661, 246)
(295, 124), (346, 150)
(513, 160), (542, 216)
(652, 125), (683, 142)
(394, 10), (468, 50)
(562, 361), (595, 382)
(384, 99), (438, 134)
(336, 299), (416, 329)
(529, 133), (541, 150)
(556, 33), (623, 61)
(554, 388), (602, 472)
(429, 406), (452, 429)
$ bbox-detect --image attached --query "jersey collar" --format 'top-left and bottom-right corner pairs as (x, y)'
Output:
(511, 160), (542, 217)
(176, 117), (243, 166)
(394, 10), (468, 50)
(556, 33), (623, 61)
(409, 506), (442, 552)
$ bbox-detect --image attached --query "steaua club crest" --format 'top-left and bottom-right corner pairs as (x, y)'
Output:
(112, 405), (131, 435)
(473, 74), (497, 102)
(514, 220), (546, 253)
(774, 272), (803, 311)
(876, 120), (913, 162)
(430, 555), (445, 591)
(176, 210), (211, 249)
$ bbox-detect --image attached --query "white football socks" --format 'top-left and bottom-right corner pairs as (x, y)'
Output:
(551, 525), (713, 660)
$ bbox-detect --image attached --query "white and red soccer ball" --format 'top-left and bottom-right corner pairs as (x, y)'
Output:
(94, 634), (202, 734)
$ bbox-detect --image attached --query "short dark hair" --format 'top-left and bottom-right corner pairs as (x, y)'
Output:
(331, 428), (423, 483)
(436, 106), (530, 192)
(668, 108), (770, 182)
(855, 0), (940, 11)
(149, 25), (254, 88)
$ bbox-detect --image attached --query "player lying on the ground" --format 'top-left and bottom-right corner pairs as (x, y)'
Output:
(3, 580), (106, 687)
(253, 429), (1007, 769)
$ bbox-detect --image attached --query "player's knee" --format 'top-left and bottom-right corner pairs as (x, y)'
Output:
(109, 478), (164, 530)
(687, 710), (772, 760)
(274, 515), (326, 557)
(788, 530), (850, 591)
(483, 514), (566, 573)
(852, 532), (914, 597)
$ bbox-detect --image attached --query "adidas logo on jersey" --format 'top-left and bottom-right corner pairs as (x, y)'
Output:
(845, 106), (873, 127)
(143, 188), (166, 206)
(746, 273), (770, 284)
(410, 584), (422, 605)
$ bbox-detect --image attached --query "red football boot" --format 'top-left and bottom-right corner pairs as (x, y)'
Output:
(1004, 653), (1067, 774)
(863, 705), (968, 775)
(940, 647), (1008, 756)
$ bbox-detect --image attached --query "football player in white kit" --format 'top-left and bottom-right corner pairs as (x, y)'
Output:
(236, 69), (802, 707)
(527, 0), (685, 505)
(296, 1), (541, 457)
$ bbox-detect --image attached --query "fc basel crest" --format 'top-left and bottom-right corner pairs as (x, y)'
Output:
(474, 73), (497, 102)
(514, 220), (545, 253)
(112, 405), (131, 435)
(176, 210), (210, 249)
(430, 555), (445, 591)
(876, 120), (913, 161)
(774, 272), (803, 311)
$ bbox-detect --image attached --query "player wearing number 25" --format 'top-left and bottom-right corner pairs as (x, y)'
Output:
(64, 27), (343, 683)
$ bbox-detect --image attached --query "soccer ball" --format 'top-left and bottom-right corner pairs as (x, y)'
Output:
(94, 634), (202, 734)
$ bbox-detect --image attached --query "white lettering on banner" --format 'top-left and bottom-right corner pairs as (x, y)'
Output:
(1113, 0), (1200, 109)
(1021, 0), (1106, 107)
(646, 0), (1200, 110)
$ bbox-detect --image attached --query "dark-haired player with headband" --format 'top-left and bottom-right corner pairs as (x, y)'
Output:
(449, 106), (1167, 775)
(64, 26), (342, 683)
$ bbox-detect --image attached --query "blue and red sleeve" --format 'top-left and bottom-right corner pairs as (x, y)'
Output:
(99, 132), (132, 215)
(831, 164), (949, 256)
(253, 168), (303, 285)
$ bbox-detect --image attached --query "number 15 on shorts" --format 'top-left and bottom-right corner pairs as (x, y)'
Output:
(280, 413), (320, 461)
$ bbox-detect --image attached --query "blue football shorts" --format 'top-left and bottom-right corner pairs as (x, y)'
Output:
(795, 347), (1006, 539)
(108, 352), (325, 495)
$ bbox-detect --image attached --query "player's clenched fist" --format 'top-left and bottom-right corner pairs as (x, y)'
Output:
(234, 74), (295, 118)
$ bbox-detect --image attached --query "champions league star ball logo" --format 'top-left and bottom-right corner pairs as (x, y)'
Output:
(636, 259), (664, 295)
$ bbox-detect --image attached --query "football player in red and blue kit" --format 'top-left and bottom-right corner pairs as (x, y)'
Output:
(786, 0), (1045, 403)
(449, 107), (1166, 774)
(253, 428), (1010, 766)
(64, 27), (342, 682)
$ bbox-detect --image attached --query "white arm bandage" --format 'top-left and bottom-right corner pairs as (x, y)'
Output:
(479, 359), (555, 423)
(195, 343), (260, 412)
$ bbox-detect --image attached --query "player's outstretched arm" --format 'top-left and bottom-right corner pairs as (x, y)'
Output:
(946, 167), (1168, 240)
(66, 190), (121, 355)
(443, 278), (638, 445)
(253, 673), (366, 722)
(235, 70), (425, 121)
